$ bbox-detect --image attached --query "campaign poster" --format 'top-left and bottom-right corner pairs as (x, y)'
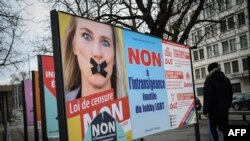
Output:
(24, 79), (34, 126)
(54, 12), (132, 141)
(40, 55), (59, 138)
(51, 10), (197, 141)
(65, 89), (131, 141)
(33, 71), (42, 129)
(162, 40), (197, 128)
(121, 29), (170, 139)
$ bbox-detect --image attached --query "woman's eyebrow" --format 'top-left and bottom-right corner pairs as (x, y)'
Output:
(80, 27), (92, 34)
(100, 35), (112, 41)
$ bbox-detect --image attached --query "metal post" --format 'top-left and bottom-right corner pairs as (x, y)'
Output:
(189, 47), (201, 141)
(14, 84), (17, 116)
(247, 0), (250, 85)
(17, 83), (19, 109)
(28, 53), (30, 79)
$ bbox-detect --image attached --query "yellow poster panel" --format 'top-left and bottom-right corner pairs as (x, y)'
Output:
(67, 115), (82, 141)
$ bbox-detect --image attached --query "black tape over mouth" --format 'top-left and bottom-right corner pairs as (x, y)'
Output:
(90, 57), (107, 78)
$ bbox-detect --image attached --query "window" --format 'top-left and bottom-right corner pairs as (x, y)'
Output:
(220, 16), (235, 32)
(224, 60), (239, 74)
(224, 62), (231, 74)
(207, 44), (219, 58)
(219, 0), (232, 11)
(193, 48), (204, 61)
(180, 17), (188, 30)
(203, 4), (215, 18)
(197, 87), (204, 96)
(191, 30), (202, 44)
(197, 30), (202, 42)
(205, 27), (211, 38)
(238, 12), (246, 26)
(227, 16), (235, 29)
(240, 34), (248, 48)
(205, 24), (217, 38)
(195, 67), (206, 80)
(222, 41), (229, 53)
(199, 49), (204, 60)
(207, 46), (212, 57)
(214, 44), (219, 56)
(191, 32), (196, 44)
(226, 0), (232, 8)
(236, 0), (244, 4)
(232, 83), (241, 93)
(193, 50), (199, 61)
(203, 7), (210, 19)
(222, 38), (236, 54)
(219, 0), (226, 11)
(195, 69), (200, 79)
(242, 58), (249, 71)
(229, 38), (236, 51)
(201, 68), (206, 78)
(198, 30), (202, 39)
(220, 19), (227, 32)
(232, 60), (239, 73)
(211, 24), (217, 36)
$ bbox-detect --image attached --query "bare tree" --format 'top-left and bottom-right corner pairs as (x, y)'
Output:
(0, 1), (25, 69)
(35, 0), (224, 53)
(10, 71), (29, 84)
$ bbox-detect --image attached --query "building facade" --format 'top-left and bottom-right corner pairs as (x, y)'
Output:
(186, 0), (250, 99)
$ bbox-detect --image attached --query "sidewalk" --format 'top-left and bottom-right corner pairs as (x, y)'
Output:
(141, 114), (249, 141)
(8, 114), (250, 141)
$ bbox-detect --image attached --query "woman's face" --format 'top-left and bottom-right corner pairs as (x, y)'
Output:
(73, 18), (115, 90)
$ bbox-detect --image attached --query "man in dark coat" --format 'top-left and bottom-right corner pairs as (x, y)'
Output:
(203, 62), (233, 141)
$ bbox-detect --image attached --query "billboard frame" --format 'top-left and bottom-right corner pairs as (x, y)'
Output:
(21, 80), (28, 141)
(50, 9), (200, 141)
(50, 10), (68, 141)
(38, 55), (48, 141)
(32, 71), (39, 141)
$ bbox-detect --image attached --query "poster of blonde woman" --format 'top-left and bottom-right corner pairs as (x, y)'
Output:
(51, 11), (131, 141)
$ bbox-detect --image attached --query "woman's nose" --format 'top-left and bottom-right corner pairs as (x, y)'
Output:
(92, 42), (103, 59)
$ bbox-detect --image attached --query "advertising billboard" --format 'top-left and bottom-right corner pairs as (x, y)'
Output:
(51, 10), (196, 141)
(24, 79), (34, 126)
(32, 71), (42, 140)
(122, 29), (170, 138)
(38, 55), (59, 139)
(162, 41), (197, 128)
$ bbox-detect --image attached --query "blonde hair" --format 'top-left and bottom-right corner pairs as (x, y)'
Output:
(114, 28), (127, 98)
(62, 16), (127, 98)
(62, 17), (81, 91)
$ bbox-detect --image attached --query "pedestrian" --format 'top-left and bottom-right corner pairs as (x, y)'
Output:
(203, 62), (233, 141)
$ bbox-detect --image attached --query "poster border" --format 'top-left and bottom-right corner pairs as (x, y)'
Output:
(50, 10), (68, 141)
(21, 80), (28, 141)
(32, 71), (39, 141)
(38, 55), (48, 141)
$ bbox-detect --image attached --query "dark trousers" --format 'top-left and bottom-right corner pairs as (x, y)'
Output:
(208, 118), (228, 141)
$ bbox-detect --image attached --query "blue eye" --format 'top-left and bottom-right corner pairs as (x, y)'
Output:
(82, 33), (92, 41)
(102, 39), (110, 47)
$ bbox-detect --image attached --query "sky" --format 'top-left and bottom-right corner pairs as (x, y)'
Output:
(0, 1), (49, 85)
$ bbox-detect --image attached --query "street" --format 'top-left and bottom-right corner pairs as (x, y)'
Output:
(6, 112), (250, 141)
